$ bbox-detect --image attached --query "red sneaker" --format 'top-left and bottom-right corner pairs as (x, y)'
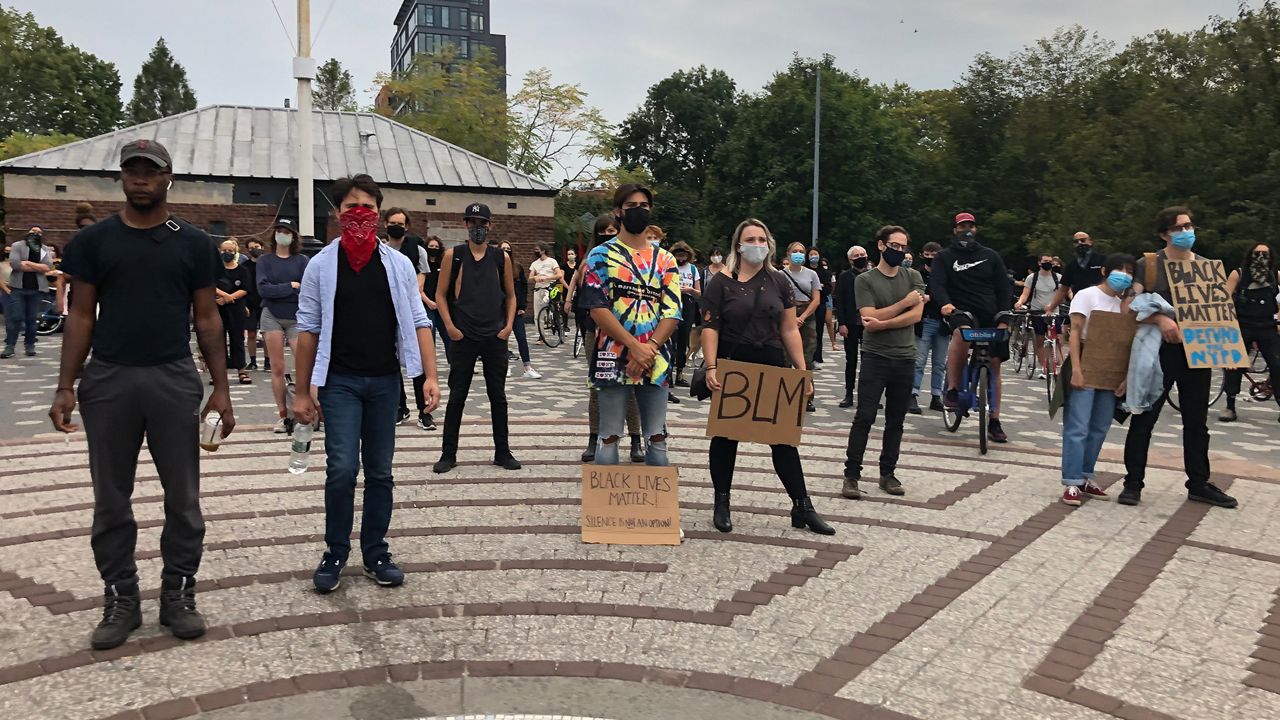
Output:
(1082, 480), (1109, 500)
(1061, 486), (1082, 506)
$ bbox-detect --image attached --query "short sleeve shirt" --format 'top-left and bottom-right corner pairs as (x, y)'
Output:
(783, 266), (822, 306)
(1061, 251), (1106, 295)
(62, 215), (219, 366)
(1068, 285), (1122, 341)
(855, 267), (927, 360)
(701, 270), (794, 350)
(1023, 272), (1060, 311)
(530, 256), (560, 290)
(579, 238), (682, 387)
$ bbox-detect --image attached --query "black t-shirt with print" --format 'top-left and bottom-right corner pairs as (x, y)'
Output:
(62, 214), (218, 367)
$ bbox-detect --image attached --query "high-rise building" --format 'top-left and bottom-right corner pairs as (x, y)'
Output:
(390, 0), (507, 88)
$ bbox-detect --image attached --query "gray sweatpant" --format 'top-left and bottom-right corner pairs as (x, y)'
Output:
(79, 357), (206, 586)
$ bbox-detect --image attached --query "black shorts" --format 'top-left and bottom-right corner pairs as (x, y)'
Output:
(245, 303), (262, 332)
(947, 311), (1010, 361)
(1030, 313), (1064, 337)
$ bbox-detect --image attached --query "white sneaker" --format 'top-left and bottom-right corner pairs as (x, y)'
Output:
(522, 367), (542, 379)
(506, 366), (511, 377)
(273, 418), (291, 434)
(1037, 372), (1047, 380)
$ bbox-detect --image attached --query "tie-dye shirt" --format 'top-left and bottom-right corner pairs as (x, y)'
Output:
(580, 238), (683, 387)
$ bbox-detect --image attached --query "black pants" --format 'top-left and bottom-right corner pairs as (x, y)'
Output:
(843, 326), (864, 396)
(1123, 342), (1211, 492)
(441, 336), (510, 458)
(814, 304), (828, 361)
(398, 373), (428, 416)
(674, 318), (693, 372)
(79, 358), (206, 587)
(708, 344), (809, 499)
(218, 303), (246, 370)
(1224, 327), (1280, 408)
(844, 352), (915, 478)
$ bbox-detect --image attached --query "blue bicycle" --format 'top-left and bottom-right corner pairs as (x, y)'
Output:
(941, 311), (1012, 455)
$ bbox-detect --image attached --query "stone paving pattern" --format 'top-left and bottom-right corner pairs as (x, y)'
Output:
(0, 337), (1278, 719)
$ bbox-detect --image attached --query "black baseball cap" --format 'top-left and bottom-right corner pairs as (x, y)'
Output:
(119, 139), (172, 168)
(273, 218), (297, 233)
(463, 202), (492, 222)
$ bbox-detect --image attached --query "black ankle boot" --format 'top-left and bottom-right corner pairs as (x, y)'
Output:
(581, 434), (598, 462)
(629, 434), (645, 463)
(159, 576), (206, 640)
(791, 496), (835, 535)
(90, 581), (142, 650)
(713, 492), (733, 533)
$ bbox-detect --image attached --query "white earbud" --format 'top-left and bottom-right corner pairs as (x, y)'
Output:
(166, 180), (173, 190)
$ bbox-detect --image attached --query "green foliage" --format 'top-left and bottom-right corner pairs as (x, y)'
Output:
(0, 131), (79, 161)
(0, 7), (122, 137)
(313, 59), (358, 112)
(126, 38), (196, 124)
(508, 68), (612, 183)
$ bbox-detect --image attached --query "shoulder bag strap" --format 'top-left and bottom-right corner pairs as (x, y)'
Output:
(782, 268), (811, 302)
(1143, 252), (1158, 291)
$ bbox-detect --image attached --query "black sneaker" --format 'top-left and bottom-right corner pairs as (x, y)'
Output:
(24, 347), (36, 357)
(943, 389), (961, 410)
(90, 583), (142, 650)
(838, 395), (854, 409)
(245, 360), (258, 371)
(396, 408), (412, 425)
(433, 456), (457, 474)
(929, 395), (945, 412)
(313, 553), (346, 593)
(0, 348), (12, 359)
(879, 473), (905, 496)
(806, 400), (816, 413)
(158, 576), (206, 640)
(263, 358), (272, 372)
(417, 413), (436, 431)
(1117, 487), (1141, 506)
(493, 455), (522, 470)
(668, 392), (681, 405)
(907, 395), (922, 415)
(675, 373), (690, 388)
(987, 418), (1008, 443)
(363, 553), (405, 587)
(1188, 483), (1238, 509)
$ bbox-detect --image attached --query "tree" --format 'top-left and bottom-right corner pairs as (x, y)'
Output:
(0, 8), (122, 138)
(507, 68), (611, 183)
(126, 38), (197, 125)
(313, 58), (357, 111)
(375, 45), (510, 163)
(0, 132), (79, 161)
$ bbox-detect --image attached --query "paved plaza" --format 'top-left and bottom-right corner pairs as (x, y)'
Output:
(0, 335), (1278, 719)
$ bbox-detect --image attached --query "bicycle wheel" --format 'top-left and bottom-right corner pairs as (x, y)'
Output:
(976, 365), (989, 455)
(1044, 340), (1059, 404)
(1207, 368), (1225, 407)
(1251, 347), (1267, 374)
(1252, 380), (1274, 402)
(1010, 324), (1028, 375)
(538, 306), (563, 348)
(942, 371), (962, 432)
(572, 325), (584, 358)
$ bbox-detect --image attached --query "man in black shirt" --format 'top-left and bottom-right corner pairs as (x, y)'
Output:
(835, 244), (871, 407)
(50, 139), (236, 650)
(383, 207), (435, 431)
(1044, 231), (1105, 315)
(293, 175), (440, 594)
(930, 212), (1013, 443)
(432, 202), (520, 474)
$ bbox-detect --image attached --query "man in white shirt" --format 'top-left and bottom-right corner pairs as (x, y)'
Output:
(529, 243), (562, 324)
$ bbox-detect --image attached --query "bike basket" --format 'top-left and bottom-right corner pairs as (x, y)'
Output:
(961, 327), (1009, 343)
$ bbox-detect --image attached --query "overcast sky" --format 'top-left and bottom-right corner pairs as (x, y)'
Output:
(15, 0), (1244, 182)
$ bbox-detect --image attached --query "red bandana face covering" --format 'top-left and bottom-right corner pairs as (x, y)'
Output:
(338, 206), (379, 273)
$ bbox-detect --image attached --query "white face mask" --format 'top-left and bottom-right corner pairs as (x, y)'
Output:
(739, 245), (770, 266)
(274, 232), (291, 246)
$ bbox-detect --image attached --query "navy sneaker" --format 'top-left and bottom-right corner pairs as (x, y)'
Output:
(313, 553), (346, 593)
(364, 553), (405, 587)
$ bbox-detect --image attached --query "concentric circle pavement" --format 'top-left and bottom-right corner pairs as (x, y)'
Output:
(0, 334), (1278, 719)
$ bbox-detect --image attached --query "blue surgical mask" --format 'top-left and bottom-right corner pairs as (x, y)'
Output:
(1170, 229), (1196, 249)
(790, 252), (806, 265)
(1106, 271), (1133, 293)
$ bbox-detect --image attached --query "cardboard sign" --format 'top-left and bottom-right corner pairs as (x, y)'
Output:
(1165, 259), (1250, 368)
(1079, 311), (1137, 390)
(705, 360), (810, 446)
(581, 465), (680, 545)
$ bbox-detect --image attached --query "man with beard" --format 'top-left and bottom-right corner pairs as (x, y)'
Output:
(1044, 232), (1104, 316)
(50, 139), (236, 649)
(835, 244), (871, 408)
(930, 212), (1013, 443)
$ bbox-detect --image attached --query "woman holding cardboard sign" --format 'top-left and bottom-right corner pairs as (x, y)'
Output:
(701, 219), (834, 536)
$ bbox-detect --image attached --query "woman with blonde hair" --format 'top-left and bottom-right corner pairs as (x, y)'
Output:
(701, 219), (833, 535)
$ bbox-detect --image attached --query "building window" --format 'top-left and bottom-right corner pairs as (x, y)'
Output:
(439, 6), (449, 30)
(470, 13), (485, 31)
(55, 184), (67, 193)
(457, 36), (470, 58)
(470, 0), (482, 5)
(424, 198), (437, 206)
(456, 8), (469, 30)
(507, 202), (517, 210)
(417, 3), (435, 27)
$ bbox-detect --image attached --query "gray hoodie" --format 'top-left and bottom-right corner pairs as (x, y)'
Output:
(9, 241), (54, 292)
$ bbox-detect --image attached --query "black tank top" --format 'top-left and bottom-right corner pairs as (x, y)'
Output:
(449, 245), (505, 338)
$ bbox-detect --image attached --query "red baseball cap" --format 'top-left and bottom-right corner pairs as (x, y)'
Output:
(954, 212), (976, 225)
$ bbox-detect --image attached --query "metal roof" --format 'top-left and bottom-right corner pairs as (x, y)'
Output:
(0, 105), (558, 194)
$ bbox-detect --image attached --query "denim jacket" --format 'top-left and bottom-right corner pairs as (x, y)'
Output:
(296, 242), (432, 387)
(1122, 293), (1175, 414)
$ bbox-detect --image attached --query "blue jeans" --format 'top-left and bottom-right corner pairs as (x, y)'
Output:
(913, 316), (949, 398)
(512, 313), (531, 364)
(318, 373), (400, 564)
(596, 384), (668, 465)
(428, 307), (450, 353)
(1061, 387), (1115, 487)
(5, 288), (43, 350)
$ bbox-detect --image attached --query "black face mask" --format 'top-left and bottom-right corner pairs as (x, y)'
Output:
(882, 247), (906, 268)
(620, 206), (651, 235)
(954, 231), (976, 250)
(386, 225), (406, 240)
(922, 256), (934, 267)
(427, 247), (443, 260)
(1076, 244), (1091, 257)
(1040, 261), (1054, 271)
(221, 251), (236, 263)
(852, 257), (868, 269)
(249, 248), (264, 258)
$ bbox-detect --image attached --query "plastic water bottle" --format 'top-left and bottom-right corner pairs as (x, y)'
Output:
(288, 422), (314, 474)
